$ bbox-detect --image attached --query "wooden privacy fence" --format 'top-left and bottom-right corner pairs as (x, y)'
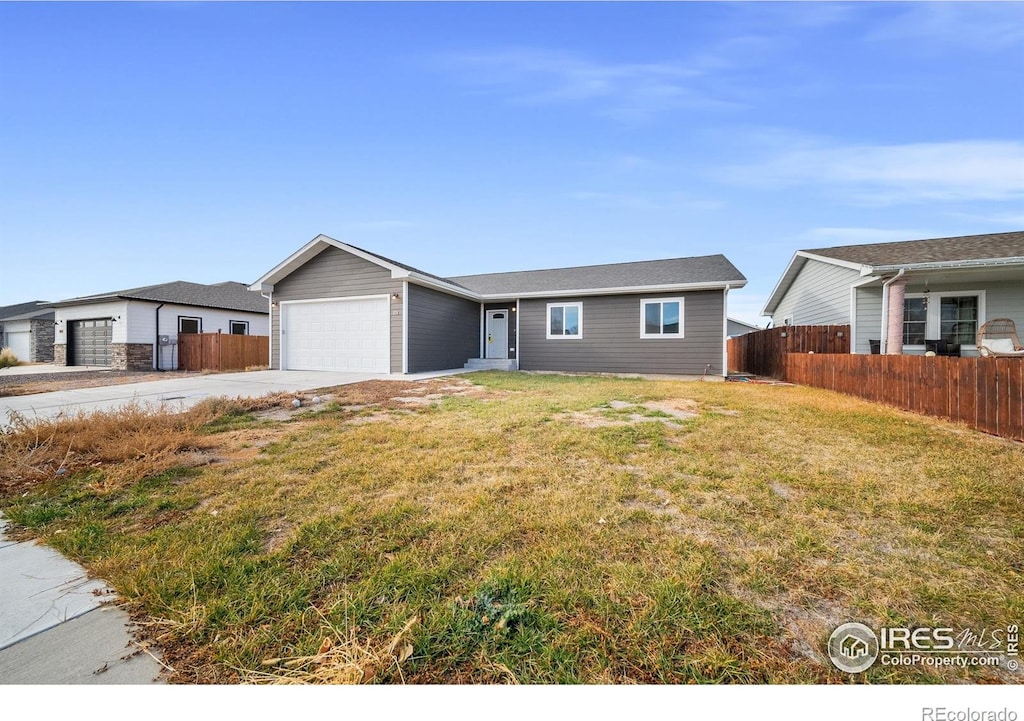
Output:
(178, 333), (269, 372)
(784, 354), (1024, 442)
(728, 325), (850, 377)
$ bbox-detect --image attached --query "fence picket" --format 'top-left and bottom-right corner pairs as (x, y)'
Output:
(729, 327), (1022, 442)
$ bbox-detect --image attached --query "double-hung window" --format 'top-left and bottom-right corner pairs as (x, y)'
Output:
(547, 302), (582, 339)
(641, 298), (684, 338)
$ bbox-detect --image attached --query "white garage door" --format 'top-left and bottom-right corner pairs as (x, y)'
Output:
(3, 329), (31, 361)
(282, 297), (390, 373)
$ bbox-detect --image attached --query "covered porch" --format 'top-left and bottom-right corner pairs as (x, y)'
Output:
(852, 263), (1024, 356)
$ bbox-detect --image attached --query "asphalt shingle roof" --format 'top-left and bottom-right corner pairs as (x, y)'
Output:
(805, 231), (1024, 268)
(50, 281), (268, 314)
(0, 301), (52, 322)
(449, 254), (746, 295)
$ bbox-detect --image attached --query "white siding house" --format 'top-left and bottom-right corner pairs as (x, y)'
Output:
(50, 281), (269, 370)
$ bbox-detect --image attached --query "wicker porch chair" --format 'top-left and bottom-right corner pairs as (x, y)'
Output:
(976, 318), (1024, 357)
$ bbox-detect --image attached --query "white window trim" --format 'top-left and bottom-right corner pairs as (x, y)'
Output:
(903, 290), (985, 350)
(229, 320), (249, 335)
(640, 297), (685, 339)
(546, 302), (583, 340)
(178, 316), (202, 334)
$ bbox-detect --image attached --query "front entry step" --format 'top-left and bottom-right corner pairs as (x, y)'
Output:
(464, 358), (518, 371)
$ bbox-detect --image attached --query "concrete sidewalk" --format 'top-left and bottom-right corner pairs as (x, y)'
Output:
(0, 514), (165, 684)
(1, 368), (468, 427)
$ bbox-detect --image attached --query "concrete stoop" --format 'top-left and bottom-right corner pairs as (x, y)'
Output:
(463, 358), (518, 371)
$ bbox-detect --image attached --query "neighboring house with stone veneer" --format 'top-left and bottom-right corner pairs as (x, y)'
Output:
(762, 231), (1024, 356)
(48, 281), (269, 370)
(0, 301), (55, 363)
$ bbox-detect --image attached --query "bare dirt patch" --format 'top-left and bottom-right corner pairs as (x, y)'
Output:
(562, 398), (699, 429)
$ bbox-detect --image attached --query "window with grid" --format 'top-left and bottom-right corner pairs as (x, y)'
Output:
(939, 296), (978, 345)
(903, 298), (927, 346)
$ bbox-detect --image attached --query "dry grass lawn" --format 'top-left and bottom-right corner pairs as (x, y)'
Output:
(1, 371), (1021, 684)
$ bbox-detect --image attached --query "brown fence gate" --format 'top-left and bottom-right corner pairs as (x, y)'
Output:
(178, 333), (269, 372)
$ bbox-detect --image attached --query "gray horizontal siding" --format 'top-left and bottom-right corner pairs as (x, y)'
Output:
(771, 259), (857, 326)
(407, 284), (480, 373)
(484, 301), (516, 359)
(519, 291), (725, 375)
(270, 247), (402, 372)
(986, 281), (1024, 326)
(854, 286), (883, 354)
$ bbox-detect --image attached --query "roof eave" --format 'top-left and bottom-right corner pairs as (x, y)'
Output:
(480, 279), (746, 300)
(45, 295), (126, 308)
(406, 274), (482, 301)
(761, 252), (805, 316)
(868, 257), (1024, 274)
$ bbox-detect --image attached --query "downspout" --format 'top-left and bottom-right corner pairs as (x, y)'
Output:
(154, 303), (165, 370)
(722, 284), (730, 377)
(879, 268), (906, 355)
(261, 290), (273, 368)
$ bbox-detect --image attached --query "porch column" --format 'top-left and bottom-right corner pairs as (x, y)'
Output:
(885, 278), (907, 355)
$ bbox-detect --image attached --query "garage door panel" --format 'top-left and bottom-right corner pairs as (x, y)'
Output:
(283, 298), (389, 373)
(70, 319), (112, 367)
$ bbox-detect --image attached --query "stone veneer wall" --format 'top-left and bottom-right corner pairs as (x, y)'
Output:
(30, 319), (55, 363)
(111, 343), (153, 371)
(53, 344), (67, 366)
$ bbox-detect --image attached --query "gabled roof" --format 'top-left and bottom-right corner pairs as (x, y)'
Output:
(450, 254), (746, 297)
(249, 235), (476, 298)
(48, 281), (268, 314)
(252, 235), (746, 300)
(0, 301), (52, 322)
(762, 230), (1024, 316)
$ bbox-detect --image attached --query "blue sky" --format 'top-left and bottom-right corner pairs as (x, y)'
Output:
(2, 2), (1022, 323)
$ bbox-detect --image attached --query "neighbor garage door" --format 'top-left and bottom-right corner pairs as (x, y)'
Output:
(69, 319), (112, 366)
(282, 297), (390, 372)
(2, 328), (31, 362)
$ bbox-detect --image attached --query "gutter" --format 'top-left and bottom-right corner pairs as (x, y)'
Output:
(261, 289), (273, 369)
(878, 268), (906, 355)
(869, 256), (1024, 274)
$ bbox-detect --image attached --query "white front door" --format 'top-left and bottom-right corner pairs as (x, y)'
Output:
(282, 297), (390, 372)
(485, 310), (509, 359)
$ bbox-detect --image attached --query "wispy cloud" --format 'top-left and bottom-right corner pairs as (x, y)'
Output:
(942, 211), (1024, 228)
(867, 3), (1024, 52)
(799, 227), (931, 245)
(717, 139), (1024, 205)
(570, 190), (723, 212)
(438, 47), (744, 122)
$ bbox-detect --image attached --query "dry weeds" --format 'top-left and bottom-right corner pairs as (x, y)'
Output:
(2, 371), (1022, 684)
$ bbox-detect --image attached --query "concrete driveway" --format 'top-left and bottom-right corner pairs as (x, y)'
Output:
(1, 368), (467, 427)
